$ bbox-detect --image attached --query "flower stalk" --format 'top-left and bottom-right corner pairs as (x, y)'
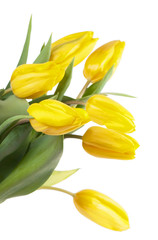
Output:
(1, 88), (12, 96)
(64, 134), (82, 140)
(65, 100), (86, 106)
(40, 186), (75, 197)
(76, 80), (91, 99)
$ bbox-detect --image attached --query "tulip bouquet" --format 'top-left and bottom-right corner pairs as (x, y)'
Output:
(0, 17), (139, 231)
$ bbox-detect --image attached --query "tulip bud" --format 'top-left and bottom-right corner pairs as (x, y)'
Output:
(73, 189), (129, 231)
(28, 99), (90, 135)
(10, 62), (65, 99)
(50, 31), (98, 68)
(83, 40), (125, 83)
(82, 126), (139, 160)
(86, 94), (135, 133)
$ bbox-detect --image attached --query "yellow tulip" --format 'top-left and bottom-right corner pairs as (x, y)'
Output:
(86, 94), (135, 133)
(10, 62), (65, 99)
(82, 126), (139, 160)
(50, 31), (98, 68)
(73, 189), (129, 231)
(83, 40), (125, 83)
(27, 99), (90, 135)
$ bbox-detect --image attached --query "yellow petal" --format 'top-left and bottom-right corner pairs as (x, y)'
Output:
(86, 95), (135, 133)
(74, 189), (129, 231)
(30, 119), (85, 135)
(51, 32), (94, 49)
(11, 61), (65, 99)
(72, 38), (99, 66)
(50, 31), (98, 68)
(83, 40), (125, 83)
(28, 99), (90, 135)
(82, 126), (139, 160)
(28, 100), (76, 127)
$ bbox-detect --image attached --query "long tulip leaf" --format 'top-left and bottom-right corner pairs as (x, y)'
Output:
(6, 16), (32, 89)
(34, 34), (52, 63)
(0, 95), (29, 125)
(0, 135), (63, 203)
(0, 89), (5, 98)
(0, 115), (31, 144)
(55, 59), (74, 101)
(0, 124), (33, 183)
(29, 93), (59, 104)
(40, 43), (46, 52)
(42, 169), (79, 187)
(62, 96), (75, 103)
(104, 92), (136, 98)
(17, 16), (32, 67)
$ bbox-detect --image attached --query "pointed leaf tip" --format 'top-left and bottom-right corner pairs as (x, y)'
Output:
(55, 58), (74, 101)
(34, 34), (52, 64)
(17, 16), (32, 67)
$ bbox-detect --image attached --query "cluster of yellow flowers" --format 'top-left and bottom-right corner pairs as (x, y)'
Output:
(0, 24), (139, 232)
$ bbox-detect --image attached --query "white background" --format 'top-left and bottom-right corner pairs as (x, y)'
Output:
(0, 0), (158, 239)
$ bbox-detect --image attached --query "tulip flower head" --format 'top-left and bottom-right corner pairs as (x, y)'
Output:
(82, 126), (139, 159)
(11, 62), (65, 99)
(83, 40), (125, 83)
(50, 31), (98, 68)
(86, 94), (135, 133)
(28, 99), (90, 135)
(73, 189), (129, 231)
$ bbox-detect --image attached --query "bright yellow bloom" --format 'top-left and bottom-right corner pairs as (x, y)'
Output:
(83, 40), (125, 83)
(73, 189), (129, 231)
(11, 62), (65, 99)
(82, 126), (139, 160)
(86, 94), (135, 133)
(50, 31), (98, 68)
(28, 99), (90, 135)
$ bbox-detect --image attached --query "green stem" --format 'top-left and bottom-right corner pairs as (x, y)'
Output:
(15, 118), (31, 126)
(2, 88), (12, 96)
(40, 186), (75, 197)
(65, 100), (86, 106)
(64, 134), (82, 140)
(76, 80), (91, 99)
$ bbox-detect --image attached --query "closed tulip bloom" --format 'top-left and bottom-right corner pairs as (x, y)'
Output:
(86, 94), (135, 133)
(50, 31), (98, 68)
(83, 40), (125, 83)
(82, 126), (139, 160)
(28, 99), (90, 135)
(11, 62), (65, 99)
(73, 189), (129, 231)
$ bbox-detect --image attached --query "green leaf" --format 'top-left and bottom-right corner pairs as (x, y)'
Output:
(34, 34), (52, 64)
(0, 95), (29, 125)
(0, 91), (13, 100)
(62, 96), (75, 103)
(55, 59), (74, 101)
(0, 135), (63, 203)
(62, 95), (90, 104)
(29, 93), (58, 104)
(42, 169), (79, 187)
(17, 16), (32, 67)
(104, 92), (136, 98)
(0, 89), (5, 98)
(0, 124), (33, 183)
(0, 115), (31, 144)
(40, 43), (45, 52)
(83, 66), (114, 97)
(6, 16), (32, 89)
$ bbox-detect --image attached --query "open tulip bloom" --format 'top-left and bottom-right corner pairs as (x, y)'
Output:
(0, 16), (139, 232)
